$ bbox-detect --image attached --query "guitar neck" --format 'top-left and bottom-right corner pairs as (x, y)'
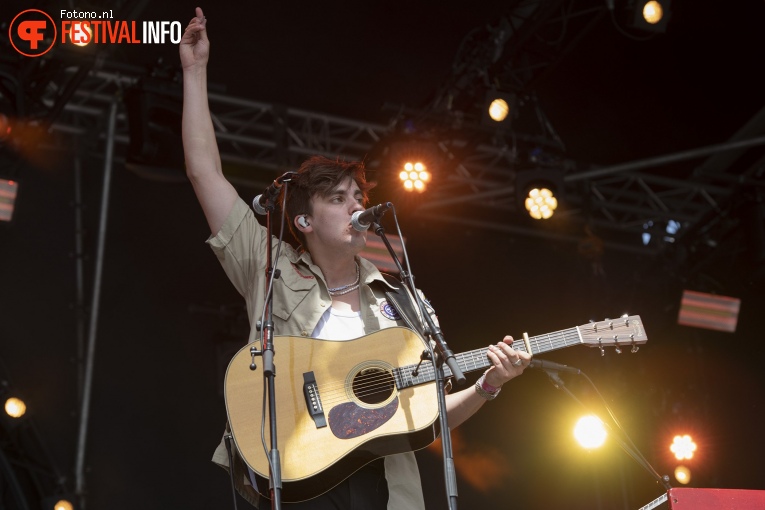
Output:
(393, 326), (583, 389)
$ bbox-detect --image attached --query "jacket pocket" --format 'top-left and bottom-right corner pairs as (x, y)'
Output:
(271, 262), (316, 324)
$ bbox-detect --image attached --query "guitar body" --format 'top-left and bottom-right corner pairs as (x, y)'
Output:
(224, 327), (440, 502)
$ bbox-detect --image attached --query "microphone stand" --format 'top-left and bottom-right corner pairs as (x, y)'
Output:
(251, 194), (284, 510)
(372, 220), (464, 510)
(539, 368), (672, 493)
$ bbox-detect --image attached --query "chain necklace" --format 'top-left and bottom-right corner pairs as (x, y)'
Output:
(327, 262), (360, 296)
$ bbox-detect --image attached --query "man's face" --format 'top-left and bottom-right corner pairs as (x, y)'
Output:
(304, 177), (367, 255)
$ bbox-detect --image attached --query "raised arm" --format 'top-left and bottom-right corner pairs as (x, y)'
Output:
(180, 7), (238, 234)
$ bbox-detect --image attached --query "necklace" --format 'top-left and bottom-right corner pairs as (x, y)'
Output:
(327, 262), (360, 296)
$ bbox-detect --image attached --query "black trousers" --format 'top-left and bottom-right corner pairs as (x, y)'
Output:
(261, 458), (389, 510)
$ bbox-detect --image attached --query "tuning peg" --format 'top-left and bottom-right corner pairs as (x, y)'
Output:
(630, 334), (639, 353)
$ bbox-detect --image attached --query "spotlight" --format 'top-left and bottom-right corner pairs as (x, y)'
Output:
(1, 381), (28, 430)
(670, 434), (697, 460)
(4, 396), (27, 418)
(68, 21), (93, 47)
(42, 495), (79, 510)
(574, 415), (607, 449)
(524, 187), (557, 220)
(53, 499), (74, 510)
(482, 90), (516, 127)
(631, 0), (671, 32)
(399, 161), (430, 193)
(515, 169), (563, 220)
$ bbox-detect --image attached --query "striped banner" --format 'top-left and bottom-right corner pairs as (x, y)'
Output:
(677, 290), (740, 333)
(0, 178), (18, 222)
(360, 234), (405, 274)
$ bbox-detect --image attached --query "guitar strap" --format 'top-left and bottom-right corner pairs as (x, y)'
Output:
(379, 273), (452, 393)
(379, 272), (427, 338)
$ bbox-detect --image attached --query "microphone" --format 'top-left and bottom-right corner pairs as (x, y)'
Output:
(350, 202), (393, 231)
(252, 171), (299, 215)
(528, 359), (581, 375)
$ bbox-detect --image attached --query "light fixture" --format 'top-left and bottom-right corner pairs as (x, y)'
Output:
(42, 495), (79, 510)
(69, 21), (92, 47)
(574, 415), (607, 449)
(515, 169), (563, 220)
(1, 382), (28, 430)
(482, 90), (516, 127)
(524, 187), (557, 220)
(0, 178), (19, 222)
(53, 499), (74, 510)
(399, 161), (430, 193)
(631, 0), (671, 32)
(4, 396), (26, 418)
(670, 434), (697, 460)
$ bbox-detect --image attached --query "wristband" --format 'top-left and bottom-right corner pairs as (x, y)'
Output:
(475, 372), (501, 400)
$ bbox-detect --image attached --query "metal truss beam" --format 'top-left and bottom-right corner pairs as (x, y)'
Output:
(12, 66), (764, 256)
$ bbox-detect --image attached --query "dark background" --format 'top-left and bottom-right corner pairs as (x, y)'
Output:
(1, 1), (764, 509)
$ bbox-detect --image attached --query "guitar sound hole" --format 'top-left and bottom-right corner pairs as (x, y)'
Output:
(352, 368), (394, 405)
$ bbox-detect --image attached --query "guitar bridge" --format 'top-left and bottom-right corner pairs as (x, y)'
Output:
(303, 371), (327, 429)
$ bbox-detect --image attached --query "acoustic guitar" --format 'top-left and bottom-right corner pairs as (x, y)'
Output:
(224, 315), (647, 502)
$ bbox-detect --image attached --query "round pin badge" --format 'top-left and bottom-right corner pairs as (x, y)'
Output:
(380, 301), (402, 321)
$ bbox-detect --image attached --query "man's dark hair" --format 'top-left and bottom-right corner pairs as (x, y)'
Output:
(281, 156), (376, 248)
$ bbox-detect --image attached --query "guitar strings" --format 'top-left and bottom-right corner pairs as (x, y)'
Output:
(311, 323), (636, 407)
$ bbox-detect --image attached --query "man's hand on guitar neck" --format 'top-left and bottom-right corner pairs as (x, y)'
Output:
(484, 335), (531, 388)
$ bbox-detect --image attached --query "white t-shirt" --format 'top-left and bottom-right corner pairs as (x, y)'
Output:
(311, 306), (365, 340)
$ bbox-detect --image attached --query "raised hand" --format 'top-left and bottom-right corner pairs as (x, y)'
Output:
(180, 7), (209, 70)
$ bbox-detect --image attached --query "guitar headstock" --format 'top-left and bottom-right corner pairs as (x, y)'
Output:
(579, 315), (647, 354)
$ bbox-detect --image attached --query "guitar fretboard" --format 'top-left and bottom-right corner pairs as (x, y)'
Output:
(392, 326), (583, 389)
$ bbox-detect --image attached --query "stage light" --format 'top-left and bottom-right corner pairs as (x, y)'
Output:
(524, 187), (557, 220)
(488, 98), (509, 122)
(399, 161), (430, 193)
(53, 499), (74, 510)
(670, 434), (697, 460)
(69, 21), (92, 47)
(516, 169), (563, 220)
(0, 178), (19, 222)
(674, 465), (691, 484)
(642, 1), (663, 24)
(42, 495), (79, 510)
(666, 219), (680, 235)
(482, 90), (516, 127)
(631, 0), (671, 32)
(574, 415), (607, 449)
(4, 396), (26, 418)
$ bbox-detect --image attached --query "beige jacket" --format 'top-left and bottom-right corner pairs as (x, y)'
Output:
(207, 197), (428, 509)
